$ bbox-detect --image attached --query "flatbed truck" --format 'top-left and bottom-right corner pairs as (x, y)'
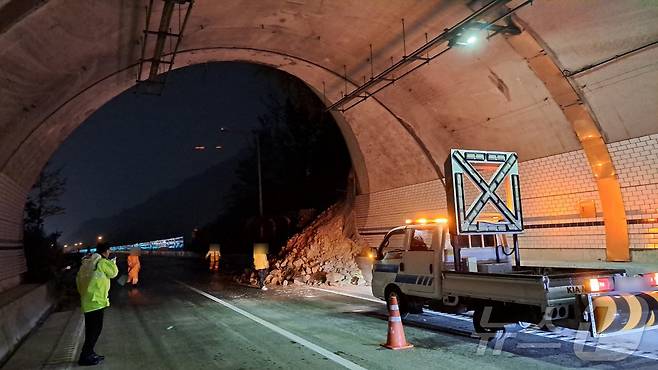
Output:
(371, 221), (658, 336)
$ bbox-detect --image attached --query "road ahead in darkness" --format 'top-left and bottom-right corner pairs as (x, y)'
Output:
(5, 256), (658, 370)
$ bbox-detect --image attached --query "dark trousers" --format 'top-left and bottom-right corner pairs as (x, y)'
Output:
(257, 269), (267, 287)
(80, 308), (105, 358)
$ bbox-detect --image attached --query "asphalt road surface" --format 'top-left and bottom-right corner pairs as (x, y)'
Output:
(5, 256), (658, 369)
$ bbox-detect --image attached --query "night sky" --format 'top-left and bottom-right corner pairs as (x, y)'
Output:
(46, 63), (286, 241)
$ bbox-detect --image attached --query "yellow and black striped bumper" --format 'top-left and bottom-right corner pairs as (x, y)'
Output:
(585, 290), (658, 336)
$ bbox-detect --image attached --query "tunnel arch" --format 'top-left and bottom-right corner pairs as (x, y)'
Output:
(1, 0), (657, 291)
(1, 47), (443, 197)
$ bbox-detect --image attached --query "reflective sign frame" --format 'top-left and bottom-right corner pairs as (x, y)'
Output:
(445, 149), (524, 235)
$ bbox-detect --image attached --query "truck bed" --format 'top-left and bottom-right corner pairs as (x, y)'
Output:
(442, 266), (626, 307)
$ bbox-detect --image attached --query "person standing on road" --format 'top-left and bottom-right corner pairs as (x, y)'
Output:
(205, 244), (221, 271)
(127, 247), (141, 287)
(76, 243), (118, 366)
(253, 243), (269, 291)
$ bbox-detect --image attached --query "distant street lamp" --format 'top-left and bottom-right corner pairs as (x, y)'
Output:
(97, 235), (103, 241)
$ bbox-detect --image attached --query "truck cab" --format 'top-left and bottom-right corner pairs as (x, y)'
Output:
(371, 220), (451, 313)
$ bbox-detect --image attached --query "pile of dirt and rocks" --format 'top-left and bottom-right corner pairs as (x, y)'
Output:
(236, 201), (369, 287)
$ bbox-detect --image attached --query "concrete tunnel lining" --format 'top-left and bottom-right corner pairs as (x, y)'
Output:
(0, 0), (657, 291)
(1, 46), (442, 194)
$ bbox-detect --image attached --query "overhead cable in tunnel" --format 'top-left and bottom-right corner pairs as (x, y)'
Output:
(326, 0), (532, 112)
(563, 39), (658, 77)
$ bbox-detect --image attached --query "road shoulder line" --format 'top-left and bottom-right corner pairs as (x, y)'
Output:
(307, 287), (384, 305)
(176, 280), (368, 370)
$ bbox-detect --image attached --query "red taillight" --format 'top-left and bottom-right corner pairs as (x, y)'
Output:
(585, 277), (614, 293)
(642, 272), (658, 287)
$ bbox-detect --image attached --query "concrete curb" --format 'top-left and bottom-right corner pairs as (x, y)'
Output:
(0, 282), (56, 365)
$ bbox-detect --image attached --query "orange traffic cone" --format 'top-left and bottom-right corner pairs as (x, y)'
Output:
(381, 294), (413, 350)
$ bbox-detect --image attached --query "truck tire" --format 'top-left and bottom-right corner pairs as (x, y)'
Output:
(385, 286), (410, 316)
(473, 305), (505, 334)
(407, 300), (424, 315)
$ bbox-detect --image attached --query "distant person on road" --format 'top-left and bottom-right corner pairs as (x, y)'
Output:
(76, 243), (118, 366)
(205, 244), (221, 271)
(127, 248), (141, 287)
(253, 243), (269, 291)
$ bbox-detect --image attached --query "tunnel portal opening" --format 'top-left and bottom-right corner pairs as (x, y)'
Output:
(22, 62), (354, 281)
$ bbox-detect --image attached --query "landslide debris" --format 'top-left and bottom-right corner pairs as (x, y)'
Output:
(236, 201), (369, 287)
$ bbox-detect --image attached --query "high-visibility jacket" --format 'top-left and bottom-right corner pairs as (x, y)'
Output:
(253, 253), (269, 270)
(127, 255), (141, 272)
(76, 253), (118, 313)
(127, 254), (140, 281)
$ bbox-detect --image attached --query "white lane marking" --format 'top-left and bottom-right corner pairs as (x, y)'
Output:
(307, 287), (384, 304)
(312, 286), (658, 360)
(177, 281), (368, 370)
(309, 287), (472, 322)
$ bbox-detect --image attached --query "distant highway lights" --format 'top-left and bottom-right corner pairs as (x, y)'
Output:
(193, 145), (222, 151)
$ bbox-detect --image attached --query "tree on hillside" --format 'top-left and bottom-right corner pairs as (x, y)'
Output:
(24, 164), (66, 233)
(195, 74), (352, 255)
(23, 163), (67, 281)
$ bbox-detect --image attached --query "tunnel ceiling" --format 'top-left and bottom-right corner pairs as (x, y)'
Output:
(0, 0), (656, 195)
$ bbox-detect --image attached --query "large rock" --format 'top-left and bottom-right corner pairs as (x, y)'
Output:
(325, 272), (343, 283)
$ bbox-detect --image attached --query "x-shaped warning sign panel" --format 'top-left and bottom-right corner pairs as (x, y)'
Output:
(445, 149), (523, 235)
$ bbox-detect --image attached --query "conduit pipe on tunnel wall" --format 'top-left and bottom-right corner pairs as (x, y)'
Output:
(506, 22), (630, 262)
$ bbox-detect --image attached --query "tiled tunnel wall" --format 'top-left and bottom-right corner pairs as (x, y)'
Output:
(355, 133), (658, 262)
(609, 134), (658, 252)
(0, 174), (27, 293)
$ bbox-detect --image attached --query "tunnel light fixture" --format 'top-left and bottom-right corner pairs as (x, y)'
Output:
(194, 146), (206, 151)
(448, 29), (481, 47)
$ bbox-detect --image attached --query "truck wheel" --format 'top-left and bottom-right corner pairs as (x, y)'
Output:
(473, 306), (505, 334)
(407, 300), (424, 315)
(385, 287), (410, 316)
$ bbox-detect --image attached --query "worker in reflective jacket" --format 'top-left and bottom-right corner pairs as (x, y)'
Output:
(127, 248), (141, 286)
(253, 243), (269, 291)
(205, 244), (221, 271)
(76, 243), (118, 366)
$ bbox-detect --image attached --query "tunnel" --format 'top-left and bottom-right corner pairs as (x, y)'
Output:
(0, 1), (657, 367)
